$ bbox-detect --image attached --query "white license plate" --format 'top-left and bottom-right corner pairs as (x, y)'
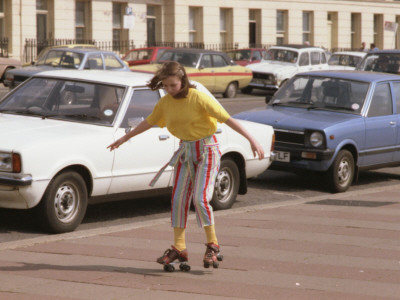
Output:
(276, 151), (290, 162)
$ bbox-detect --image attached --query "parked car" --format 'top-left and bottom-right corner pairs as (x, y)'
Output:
(0, 69), (274, 233)
(122, 46), (171, 66)
(4, 47), (130, 88)
(0, 57), (22, 86)
(225, 48), (266, 66)
(130, 48), (252, 98)
(244, 44), (329, 95)
(328, 51), (366, 70)
(22, 44), (100, 66)
(357, 49), (400, 74)
(235, 70), (400, 193)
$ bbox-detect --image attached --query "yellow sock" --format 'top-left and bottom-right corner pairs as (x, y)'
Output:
(204, 224), (218, 245)
(173, 227), (186, 251)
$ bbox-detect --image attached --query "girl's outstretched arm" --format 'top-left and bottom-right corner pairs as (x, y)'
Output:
(107, 119), (153, 151)
(225, 117), (265, 160)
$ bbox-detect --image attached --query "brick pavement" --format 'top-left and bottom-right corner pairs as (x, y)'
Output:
(0, 184), (399, 300)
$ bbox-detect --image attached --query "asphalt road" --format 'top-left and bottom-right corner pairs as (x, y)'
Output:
(1, 86), (400, 243)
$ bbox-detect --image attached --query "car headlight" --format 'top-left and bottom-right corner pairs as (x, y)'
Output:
(0, 152), (21, 173)
(309, 132), (324, 148)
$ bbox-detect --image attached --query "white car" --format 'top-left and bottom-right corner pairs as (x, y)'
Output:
(0, 70), (275, 233)
(328, 51), (367, 70)
(244, 45), (330, 95)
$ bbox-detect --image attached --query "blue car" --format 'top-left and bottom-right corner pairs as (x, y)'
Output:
(235, 70), (400, 192)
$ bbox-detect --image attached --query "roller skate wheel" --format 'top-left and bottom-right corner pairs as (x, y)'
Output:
(217, 254), (223, 261)
(204, 262), (210, 268)
(164, 264), (175, 272)
(179, 263), (191, 272)
(212, 261), (219, 268)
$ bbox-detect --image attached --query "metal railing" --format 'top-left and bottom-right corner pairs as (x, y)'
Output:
(0, 37), (9, 57)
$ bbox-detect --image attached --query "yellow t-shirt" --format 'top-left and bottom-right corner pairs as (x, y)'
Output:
(146, 88), (230, 141)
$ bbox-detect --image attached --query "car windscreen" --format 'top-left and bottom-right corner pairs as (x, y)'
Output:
(264, 49), (298, 63)
(357, 53), (400, 74)
(156, 51), (200, 67)
(271, 75), (370, 114)
(0, 77), (126, 125)
(227, 50), (251, 61)
(36, 50), (84, 69)
(328, 54), (363, 67)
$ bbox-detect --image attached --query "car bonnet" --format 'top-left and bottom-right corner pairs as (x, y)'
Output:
(248, 61), (296, 73)
(234, 106), (360, 131)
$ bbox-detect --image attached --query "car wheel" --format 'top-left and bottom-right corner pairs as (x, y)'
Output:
(241, 86), (253, 94)
(327, 150), (354, 193)
(211, 158), (240, 210)
(37, 171), (88, 233)
(223, 82), (238, 98)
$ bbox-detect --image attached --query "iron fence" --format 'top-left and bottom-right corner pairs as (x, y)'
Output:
(0, 37), (9, 57)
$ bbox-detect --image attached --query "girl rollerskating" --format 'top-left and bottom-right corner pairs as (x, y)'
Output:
(108, 61), (264, 271)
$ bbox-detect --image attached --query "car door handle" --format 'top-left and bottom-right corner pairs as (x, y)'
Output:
(159, 134), (170, 140)
(390, 121), (396, 126)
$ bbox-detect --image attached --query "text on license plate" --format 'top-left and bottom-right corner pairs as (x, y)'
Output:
(276, 151), (290, 162)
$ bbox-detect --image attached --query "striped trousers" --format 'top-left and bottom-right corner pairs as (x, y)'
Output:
(171, 135), (221, 228)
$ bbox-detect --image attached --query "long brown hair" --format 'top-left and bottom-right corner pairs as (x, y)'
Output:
(147, 61), (196, 98)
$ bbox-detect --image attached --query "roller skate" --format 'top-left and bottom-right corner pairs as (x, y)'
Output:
(203, 243), (223, 268)
(157, 246), (191, 272)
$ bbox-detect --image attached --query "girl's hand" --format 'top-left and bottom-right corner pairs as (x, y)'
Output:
(250, 139), (265, 160)
(107, 137), (126, 151)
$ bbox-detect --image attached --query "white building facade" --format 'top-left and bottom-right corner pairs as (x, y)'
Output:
(2, 0), (400, 62)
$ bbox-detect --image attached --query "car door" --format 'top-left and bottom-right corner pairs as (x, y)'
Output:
(391, 81), (400, 162)
(197, 54), (216, 92)
(298, 52), (312, 72)
(212, 54), (232, 93)
(108, 88), (176, 193)
(363, 82), (397, 165)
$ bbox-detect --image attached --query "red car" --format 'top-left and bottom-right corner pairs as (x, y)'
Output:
(225, 48), (266, 66)
(122, 47), (171, 66)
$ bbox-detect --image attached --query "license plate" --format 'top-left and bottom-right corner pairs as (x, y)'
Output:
(276, 151), (290, 162)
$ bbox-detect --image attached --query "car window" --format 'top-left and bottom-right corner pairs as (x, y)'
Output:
(212, 55), (228, 67)
(392, 82), (400, 114)
(310, 51), (321, 65)
(367, 83), (393, 117)
(321, 52), (327, 64)
(104, 54), (124, 70)
(85, 54), (103, 69)
(201, 54), (212, 68)
(156, 49), (167, 60)
(359, 53), (400, 74)
(299, 53), (309, 66)
(0, 77), (125, 125)
(252, 51), (262, 60)
(121, 89), (160, 128)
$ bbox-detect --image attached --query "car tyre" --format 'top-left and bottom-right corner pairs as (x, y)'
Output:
(211, 158), (240, 210)
(223, 82), (238, 98)
(327, 150), (354, 193)
(36, 171), (88, 233)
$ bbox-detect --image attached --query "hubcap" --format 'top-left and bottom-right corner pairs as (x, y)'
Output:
(215, 169), (232, 203)
(337, 159), (350, 186)
(54, 183), (79, 223)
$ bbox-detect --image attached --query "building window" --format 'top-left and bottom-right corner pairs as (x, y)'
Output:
(189, 7), (203, 44)
(220, 8), (233, 46)
(277, 10), (287, 45)
(0, 0), (4, 38)
(37, 0), (48, 41)
(113, 2), (127, 51)
(351, 13), (361, 50)
(76, 1), (91, 41)
(374, 14), (383, 49)
(147, 5), (156, 46)
(302, 11), (313, 45)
